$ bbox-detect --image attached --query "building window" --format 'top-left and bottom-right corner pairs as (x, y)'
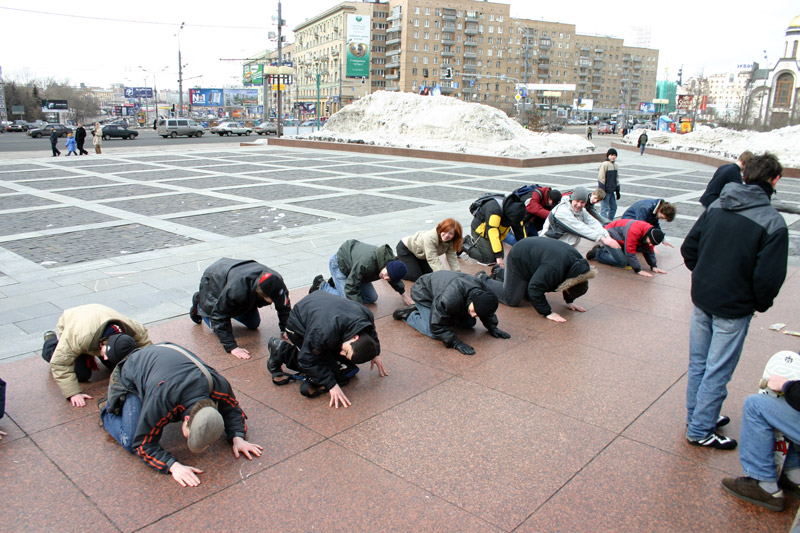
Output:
(424, 32), (429, 39)
(414, 31), (419, 38)
(414, 7), (420, 14)
(425, 19), (430, 28)
(412, 68), (418, 75)
(425, 7), (430, 15)
(774, 73), (794, 107)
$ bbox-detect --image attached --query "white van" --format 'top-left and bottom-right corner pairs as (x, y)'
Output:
(157, 118), (204, 138)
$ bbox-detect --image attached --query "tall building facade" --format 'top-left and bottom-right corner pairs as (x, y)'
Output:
(267, 0), (659, 119)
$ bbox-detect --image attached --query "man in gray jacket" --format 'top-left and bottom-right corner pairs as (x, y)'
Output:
(542, 187), (621, 250)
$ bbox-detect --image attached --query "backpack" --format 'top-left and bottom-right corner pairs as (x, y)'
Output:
(469, 193), (504, 216)
(511, 184), (541, 200)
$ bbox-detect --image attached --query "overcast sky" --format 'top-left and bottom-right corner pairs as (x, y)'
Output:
(0, 1), (796, 90)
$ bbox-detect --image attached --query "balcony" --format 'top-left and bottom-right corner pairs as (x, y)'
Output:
(442, 38), (455, 45)
(386, 48), (401, 57)
(385, 84), (400, 91)
(594, 47), (604, 53)
(464, 52), (477, 59)
(385, 73), (399, 80)
(463, 64), (477, 72)
(465, 28), (479, 35)
(387, 12), (402, 22)
(465, 15), (478, 23)
(464, 40), (477, 47)
(538, 62), (550, 70)
(442, 14), (456, 22)
(593, 63), (602, 70)
(443, 24), (456, 32)
(538, 72), (549, 79)
(592, 89), (601, 94)
(441, 50), (455, 57)
(387, 25), (402, 34)
(386, 59), (400, 69)
(439, 85), (454, 94)
(462, 86), (475, 94)
(386, 37), (401, 46)
(539, 40), (551, 49)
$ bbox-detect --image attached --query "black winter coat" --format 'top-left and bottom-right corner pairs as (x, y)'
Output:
(75, 126), (87, 144)
(699, 163), (742, 208)
(681, 182), (787, 318)
(285, 291), (380, 390)
(336, 239), (405, 303)
(505, 237), (590, 316)
(106, 344), (246, 474)
(410, 271), (499, 347)
(197, 258), (290, 352)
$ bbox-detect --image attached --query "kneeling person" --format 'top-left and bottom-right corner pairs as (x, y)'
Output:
(586, 220), (667, 277)
(267, 291), (386, 409)
(101, 337), (262, 487)
(485, 237), (596, 323)
(394, 271), (509, 355)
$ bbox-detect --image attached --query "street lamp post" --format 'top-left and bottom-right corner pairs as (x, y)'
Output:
(177, 22), (185, 117)
(265, 65), (294, 138)
(139, 66), (168, 127)
(304, 58), (326, 131)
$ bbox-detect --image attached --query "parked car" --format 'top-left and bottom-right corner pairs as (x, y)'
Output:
(254, 122), (283, 135)
(27, 124), (73, 138)
(95, 124), (138, 140)
(8, 120), (30, 132)
(548, 123), (564, 132)
(157, 118), (204, 138)
(597, 123), (613, 134)
(300, 119), (320, 126)
(210, 121), (252, 136)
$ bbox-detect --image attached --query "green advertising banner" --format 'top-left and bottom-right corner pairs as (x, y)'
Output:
(346, 14), (371, 78)
(243, 64), (264, 86)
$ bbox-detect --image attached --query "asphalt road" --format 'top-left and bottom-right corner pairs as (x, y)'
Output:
(0, 125), (320, 154)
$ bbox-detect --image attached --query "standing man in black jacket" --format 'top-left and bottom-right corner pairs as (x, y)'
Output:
(722, 362), (800, 512)
(394, 270), (509, 355)
(267, 291), (386, 409)
(74, 123), (89, 155)
(190, 258), (291, 359)
(699, 151), (753, 208)
(101, 338), (262, 487)
(484, 237), (595, 323)
(681, 153), (788, 450)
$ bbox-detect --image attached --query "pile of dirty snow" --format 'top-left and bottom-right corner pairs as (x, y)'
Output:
(623, 125), (800, 167)
(296, 91), (594, 158)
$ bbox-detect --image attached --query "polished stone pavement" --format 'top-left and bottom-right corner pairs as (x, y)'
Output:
(1, 145), (800, 531)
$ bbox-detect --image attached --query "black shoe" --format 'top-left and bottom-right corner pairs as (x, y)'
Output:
(267, 337), (283, 375)
(309, 274), (324, 294)
(716, 415), (730, 428)
(688, 432), (737, 450)
(327, 277), (335, 288)
(189, 292), (202, 324)
(586, 245), (600, 261)
(43, 330), (57, 343)
(462, 235), (474, 254)
(779, 473), (800, 499)
(722, 477), (785, 511)
(392, 305), (417, 321)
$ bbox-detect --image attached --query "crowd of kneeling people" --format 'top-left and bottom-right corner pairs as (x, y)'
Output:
(38, 149), (800, 514)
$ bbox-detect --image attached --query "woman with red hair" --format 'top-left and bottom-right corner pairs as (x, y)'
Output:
(395, 218), (463, 281)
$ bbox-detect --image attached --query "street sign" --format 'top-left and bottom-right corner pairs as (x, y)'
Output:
(515, 93), (522, 101)
(41, 100), (68, 112)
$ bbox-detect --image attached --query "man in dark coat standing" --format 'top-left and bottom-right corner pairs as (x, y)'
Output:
(75, 123), (89, 155)
(699, 151), (753, 208)
(267, 291), (386, 409)
(485, 237), (595, 323)
(681, 153), (788, 450)
(394, 270), (510, 355)
(190, 258), (291, 360)
(101, 338), (262, 487)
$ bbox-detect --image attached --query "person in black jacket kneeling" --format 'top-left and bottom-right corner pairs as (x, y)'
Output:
(267, 291), (387, 409)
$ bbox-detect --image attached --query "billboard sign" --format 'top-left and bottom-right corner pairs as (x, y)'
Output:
(572, 98), (594, 111)
(639, 102), (656, 113)
(225, 89), (259, 106)
(676, 95), (694, 110)
(243, 64), (264, 85)
(124, 87), (153, 98)
(189, 88), (224, 106)
(346, 14), (371, 78)
(41, 99), (68, 112)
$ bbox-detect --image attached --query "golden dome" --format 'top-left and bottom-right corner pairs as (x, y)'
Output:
(791, 14), (800, 28)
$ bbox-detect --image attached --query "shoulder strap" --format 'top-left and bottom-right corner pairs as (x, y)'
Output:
(162, 343), (214, 393)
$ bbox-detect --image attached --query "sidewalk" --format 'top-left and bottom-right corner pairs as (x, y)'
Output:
(1, 145), (799, 531)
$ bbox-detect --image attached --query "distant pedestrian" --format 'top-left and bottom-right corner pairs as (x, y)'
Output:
(65, 133), (77, 156)
(586, 125), (592, 140)
(75, 123), (89, 155)
(153, 118), (158, 130)
(637, 131), (648, 155)
(49, 129), (61, 157)
(92, 122), (102, 154)
(598, 148), (620, 220)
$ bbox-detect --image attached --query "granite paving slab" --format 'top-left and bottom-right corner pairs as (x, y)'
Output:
(55, 183), (168, 200)
(169, 206), (334, 237)
(216, 183), (334, 201)
(0, 163), (50, 172)
(0, 194), (57, 210)
(156, 158), (224, 167)
(390, 184), (486, 201)
(289, 193), (429, 215)
(304, 176), (406, 189)
(1, 169), (84, 180)
(101, 192), (243, 216)
(14, 176), (117, 190)
(0, 205), (118, 236)
(161, 175), (262, 189)
(115, 169), (211, 180)
(646, 177), (709, 190)
(244, 168), (343, 180)
(321, 163), (399, 175)
(382, 170), (473, 183)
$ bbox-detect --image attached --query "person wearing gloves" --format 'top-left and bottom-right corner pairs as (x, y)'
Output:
(393, 270), (509, 355)
(266, 291), (386, 409)
(312, 239), (413, 306)
(190, 258), (291, 360)
(586, 220), (668, 277)
(542, 186), (621, 251)
(462, 193), (527, 267)
(395, 218), (463, 281)
(483, 237), (596, 323)
(101, 337), (262, 487)
(41, 303), (151, 407)
(597, 148), (620, 220)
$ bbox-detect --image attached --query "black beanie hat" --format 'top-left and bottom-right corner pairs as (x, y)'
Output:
(548, 189), (562, 204)
(646, 227), (665, 246)
(470, 291), (499, 318)
(105, 334), (137, 365)
(606, 148), (618, 158)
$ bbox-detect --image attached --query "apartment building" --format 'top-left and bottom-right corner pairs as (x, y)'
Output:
(269, 0), (659, 119)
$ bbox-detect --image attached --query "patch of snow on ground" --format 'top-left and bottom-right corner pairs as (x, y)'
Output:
(623, 125), (800, 167)
(298, 91), (594, 158)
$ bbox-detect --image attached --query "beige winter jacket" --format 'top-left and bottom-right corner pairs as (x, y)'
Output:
(50, 304), (151, 399)
(404, 228), (460, 272)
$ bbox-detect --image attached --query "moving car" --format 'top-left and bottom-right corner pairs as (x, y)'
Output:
(210, 121), (252, 136)
(157, 118), (204, 138)
(254, 122), (283, 135)
(8, 120), (30, 132)
(27, 124), (73, 138)
(96, 124), (138, 140)
(597, 123), (613, 134)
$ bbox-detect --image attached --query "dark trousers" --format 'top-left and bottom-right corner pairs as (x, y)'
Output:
(466, 229), (497, 265)
(395, 240), (432, 282)
(274, 336), (355, 385)
(76, 139), (88, 155)
(485, 259), (528, 307)
(51, 142), (61, 156)
(41, 336), (114, 382)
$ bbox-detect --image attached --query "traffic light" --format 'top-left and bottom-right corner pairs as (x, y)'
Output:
(677, 67), (683, 85)
(444, 67), (453, 80)
(423, 68), (429, 78)
(325, 103), (330, 114)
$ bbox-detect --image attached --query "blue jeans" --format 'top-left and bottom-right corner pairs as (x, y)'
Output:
(600, 194), (617, 220)
(406, 303), (476, 338)
(202, 307), (261, 330)
(319, 253), (378, 304)
(593, 245), (627, 268)
(639, 144), (646, 155)
(686, 306), (752, 440)
(102, 393), (143, 453)
(739, 393), (800, 482)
